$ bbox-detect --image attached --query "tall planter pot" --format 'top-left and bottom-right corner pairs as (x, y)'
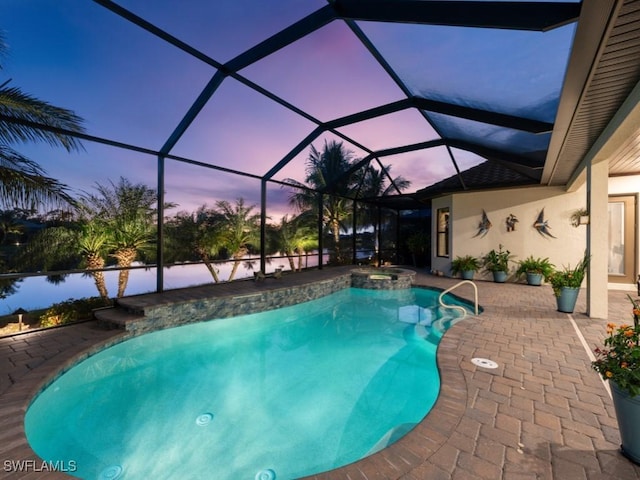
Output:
(556, 287), (580, 313)
(611, 382), (640, 464)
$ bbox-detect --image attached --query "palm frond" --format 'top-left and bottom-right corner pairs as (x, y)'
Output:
(0, 85), (85, 151)
(0, 145), (76, 209)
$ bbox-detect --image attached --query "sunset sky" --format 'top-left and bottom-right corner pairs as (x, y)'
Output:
(3, 0), (576, 220)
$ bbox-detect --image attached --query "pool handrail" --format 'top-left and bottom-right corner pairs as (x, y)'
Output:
(438, 280), (479, 316)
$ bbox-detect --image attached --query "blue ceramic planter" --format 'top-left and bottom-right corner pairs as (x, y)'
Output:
(461, 270), (475, 280)
(525, 273), (543, 286)
(612, 382), (640, 464)
(556, 287), (580, 313)
(492, 271), (507, 283)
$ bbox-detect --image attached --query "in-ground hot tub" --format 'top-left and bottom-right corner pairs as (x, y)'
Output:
(350, 267), (416, 290)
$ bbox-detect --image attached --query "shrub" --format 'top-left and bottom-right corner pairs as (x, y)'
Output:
(482, 244), (514, 273)
(547, 253), (589, 297)
(451, 255), (480, 275)
(39, 297), (112, 328)
(515, 256), (555, 279)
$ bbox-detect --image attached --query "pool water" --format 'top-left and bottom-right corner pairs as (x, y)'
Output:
(25, 287), (471, 480)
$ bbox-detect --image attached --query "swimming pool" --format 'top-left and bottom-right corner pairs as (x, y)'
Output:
(25, 287), (472, 479)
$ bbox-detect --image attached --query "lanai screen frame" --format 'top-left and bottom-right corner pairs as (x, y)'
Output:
(1, 0), (581, 294)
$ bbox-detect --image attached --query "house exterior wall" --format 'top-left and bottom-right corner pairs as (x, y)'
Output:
(436, 185), (588, 282)
(432, 175), (640, 290)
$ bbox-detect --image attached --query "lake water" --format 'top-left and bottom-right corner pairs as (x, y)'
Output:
(1, 255), (325, 314)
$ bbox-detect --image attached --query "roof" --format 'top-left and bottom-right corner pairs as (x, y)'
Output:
(416, 160), (538, 198)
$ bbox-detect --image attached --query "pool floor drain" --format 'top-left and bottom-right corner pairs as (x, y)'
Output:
(471, 358), (498, 369)
(255, 468), (276, 480)
(196, 413), (214, 426)
(98, 465), (123, 480)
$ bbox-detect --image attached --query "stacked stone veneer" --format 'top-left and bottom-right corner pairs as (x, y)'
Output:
(123, 274), (353, 335)
(350, 268), (416, 290)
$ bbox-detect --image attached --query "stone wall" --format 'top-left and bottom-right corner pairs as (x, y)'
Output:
(350, 268), (416, 290)
(127, 274), (352, 335)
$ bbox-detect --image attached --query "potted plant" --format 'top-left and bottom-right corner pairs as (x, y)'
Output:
(570, 208), (589, 227)
(515, 256), (555, 286)
(592, 295), (640, 463)
(481, 244), (514, 283)
(451, 255), (480, 280)
(547, 253), (589, 313)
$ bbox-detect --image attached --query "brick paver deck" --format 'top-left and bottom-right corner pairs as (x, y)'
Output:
(1, 268), (639, 479)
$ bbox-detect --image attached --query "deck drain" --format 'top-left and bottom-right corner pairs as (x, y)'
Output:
(98, 465), (123, 480)
(471, 358), (498, 369)
(196, 413), (214, 426)
(255, 468), (276, 480)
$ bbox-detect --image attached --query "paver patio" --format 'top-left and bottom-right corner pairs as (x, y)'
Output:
(1, 267), (639, 479)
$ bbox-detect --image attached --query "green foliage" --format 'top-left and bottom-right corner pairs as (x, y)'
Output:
(515, 255), (555, 279)
(547, 253), (589, 296)
(482, 244), (514, 273)
(0, 31), (85, 210)
(406, 231), (429, 255)
(592, 296), (640, 397)
(39, 297), (112, 328)
(451, 255), (480, 275)
(284, 141), (410, 265)
(570, 208), (589, 228)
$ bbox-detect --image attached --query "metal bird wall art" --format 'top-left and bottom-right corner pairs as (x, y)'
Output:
(533, 208), (556, 238)
(474, 209), (492, 238)
(506, 214), (518, 232)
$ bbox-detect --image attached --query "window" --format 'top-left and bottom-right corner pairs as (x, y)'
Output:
(436, 208), (449, 257)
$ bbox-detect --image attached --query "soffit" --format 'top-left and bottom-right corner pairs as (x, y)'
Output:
(609, 123), (640, 175)
(545, 0), (640, 185)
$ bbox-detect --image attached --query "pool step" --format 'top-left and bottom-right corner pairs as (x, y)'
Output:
(93, 306), (145, 330)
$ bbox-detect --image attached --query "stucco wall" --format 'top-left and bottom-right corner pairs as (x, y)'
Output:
(439, 185), (588, 282)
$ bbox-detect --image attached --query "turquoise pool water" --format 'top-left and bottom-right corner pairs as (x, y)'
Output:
(25, 287), (470, 480)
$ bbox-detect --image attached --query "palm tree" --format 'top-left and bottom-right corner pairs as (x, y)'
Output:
(109, 216), (154, 297)
(13, 219), (112, 300)
(80, 177), (158, 297)
(355, 164), (411, 262)
(216, 198), (260, 281)
(165, 206), (225, 283)
(275, 213), (316, 272)
(357, 164), (411, 202)
(285, 140), (356, 264)
(77, 221), (111, 300)
(13, 178), (162, 299)
(276, 214), (301, 272)
(0, 33), (84, 209)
